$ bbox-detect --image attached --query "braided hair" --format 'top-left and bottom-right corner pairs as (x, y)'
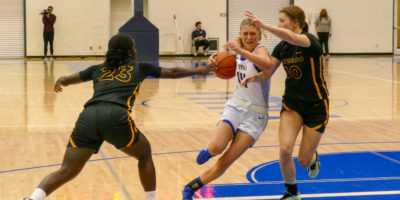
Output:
(105, 34), (137, 69)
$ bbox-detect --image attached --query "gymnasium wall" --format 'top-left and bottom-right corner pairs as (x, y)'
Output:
(26, 0), (394, 56)
(295, 0), (393, 54)
(26, 0), (110, 56)
(26, 0), (226, 56)
(148, 0), (227, 54)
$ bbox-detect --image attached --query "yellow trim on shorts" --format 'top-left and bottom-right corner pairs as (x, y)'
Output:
(282, 102), (291, 111)
(311, 99), (330, 130)
(126, 112), (137, 147)
(69, 137), (77, 148)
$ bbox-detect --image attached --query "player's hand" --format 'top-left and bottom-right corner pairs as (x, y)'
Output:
(198, 63), (215, 75)
(245, 10), (263, 28)
(224, 42), (240, 53)
(208, 53), (217, 66)
(198, 55), (217, 75)
(54, 78), (64, 92)
(240, 74), (258, 88)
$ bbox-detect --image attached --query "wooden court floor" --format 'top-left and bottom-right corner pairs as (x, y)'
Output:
(0, 56), (399, 200)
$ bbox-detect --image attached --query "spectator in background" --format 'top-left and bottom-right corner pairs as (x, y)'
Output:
(192, 21), (210, 56)
(42, 6), (56, 60)
(315, 9), (331, 59)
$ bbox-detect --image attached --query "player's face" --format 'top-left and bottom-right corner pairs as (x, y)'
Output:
(240, 25), (261, 51)
(278, 13), (297, 31)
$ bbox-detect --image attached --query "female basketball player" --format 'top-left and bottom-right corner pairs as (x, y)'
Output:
(181, 18), (276, 199)
(22, 34), (214, 200)
(243, 6), (329, 200)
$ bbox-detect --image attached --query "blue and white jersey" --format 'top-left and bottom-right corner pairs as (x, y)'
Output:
(234, 43), (271, 108)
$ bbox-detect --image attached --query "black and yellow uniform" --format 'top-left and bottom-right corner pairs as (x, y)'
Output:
(272, 31), (329, 133)
(68, 58), (161, 152)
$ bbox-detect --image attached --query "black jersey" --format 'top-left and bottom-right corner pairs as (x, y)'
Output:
(79, 59), (161, 110)
(272, 31), (329, 101)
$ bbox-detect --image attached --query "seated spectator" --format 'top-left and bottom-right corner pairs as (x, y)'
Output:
(192, 21), (210, 56)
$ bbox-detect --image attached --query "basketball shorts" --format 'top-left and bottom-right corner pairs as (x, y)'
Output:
(68, 102), (141, 153)
(281, 97), (329, 133)
(221, 100), (269, 143)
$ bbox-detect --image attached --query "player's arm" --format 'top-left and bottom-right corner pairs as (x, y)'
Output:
(240, 56), (280, 87)
(225, 42), (273, 71)
(159, 62), (215, 78)
(54, 73), (83, 92)
(245, 11), (310, 47)
(159, 56), (216, 78)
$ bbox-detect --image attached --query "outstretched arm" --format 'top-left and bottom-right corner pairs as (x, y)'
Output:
(245, 11), (310, 47)
(159, 57), (216, 78)
(54, 73), (83, 92)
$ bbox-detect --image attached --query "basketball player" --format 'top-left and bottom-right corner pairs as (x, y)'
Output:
(181, 18), (276, 199)
(22, 34), (215, 200)
(243, 6), (329, 200)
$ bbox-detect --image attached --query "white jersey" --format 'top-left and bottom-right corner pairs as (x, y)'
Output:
(234, 43), (271, 108)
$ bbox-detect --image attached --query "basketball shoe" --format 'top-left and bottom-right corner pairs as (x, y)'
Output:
(196, 148), (213, 165)
(181, 185), (194, 200)
(280, 191), (300, 200)
(307, 151), (320, 178)
(21, 198), (34, 200)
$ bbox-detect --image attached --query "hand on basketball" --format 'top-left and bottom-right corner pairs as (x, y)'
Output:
(245, 11), (263, 28)
(197, 55), (217, 75)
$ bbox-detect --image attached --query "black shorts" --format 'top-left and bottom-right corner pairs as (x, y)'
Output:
(281, 97), (329, 133)
(68, 102), (141, 153)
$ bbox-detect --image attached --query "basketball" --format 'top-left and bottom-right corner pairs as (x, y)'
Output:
(214, 52), (237, 79)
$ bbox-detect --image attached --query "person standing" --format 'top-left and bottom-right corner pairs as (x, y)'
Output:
(21, 34), (215, 200)
(315, 9), (331, 59)
(42, 6), (56, 60)
(191, 21), (210, 56)
(245, 6), (329, 200)
(182, 18), (274, 199)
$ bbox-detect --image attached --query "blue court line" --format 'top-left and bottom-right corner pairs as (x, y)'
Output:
(99, 150), (133, 200)
(1, 142), (400, 175)
(325, 133), (400, 165)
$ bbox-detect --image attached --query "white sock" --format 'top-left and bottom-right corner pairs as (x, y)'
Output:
(30, 188), (47, 200)
(145, 190), (156, 200)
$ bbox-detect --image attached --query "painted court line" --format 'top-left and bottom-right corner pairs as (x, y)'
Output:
(331, 69), (400, 84)
(199, 190), (400, 200)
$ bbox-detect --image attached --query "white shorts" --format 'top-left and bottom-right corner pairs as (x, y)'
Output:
(220, 100), (269, 143)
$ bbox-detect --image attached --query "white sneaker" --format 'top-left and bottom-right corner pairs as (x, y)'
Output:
(204, 48), (209, 56)
(193, 49), (198, 56)
(50, 56), (55, 60)
(43, 57), (47, 61)
(21, 198), (34, 200)
(307, 151), (320, 178)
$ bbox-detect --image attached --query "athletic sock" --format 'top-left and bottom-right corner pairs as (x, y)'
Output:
(30, 188), (47, 200)
(145, 190), (156, 200)
(284, 181), (298, 195)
